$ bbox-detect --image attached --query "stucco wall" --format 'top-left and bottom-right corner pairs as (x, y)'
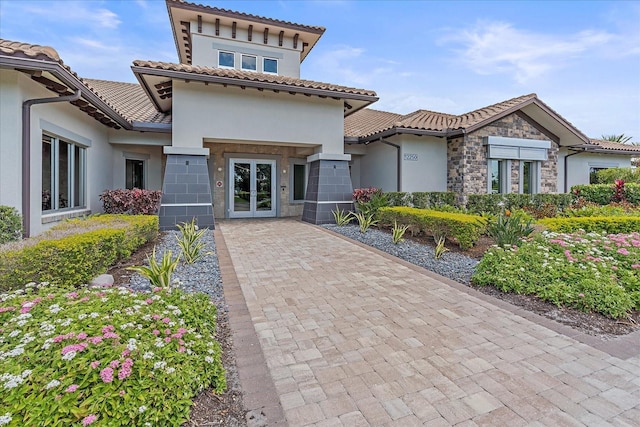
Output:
(191, 32), (301, 78)
(1, 70), (115, 235)
(558, 150), (632, 192)
(204, 142), (307, 219)
(110, 145), (164, 191)
(399, 134), (447, 192)
(358, 141), (398, 192)
(172, 82), (344, 154)
(447, 113), (558, 202)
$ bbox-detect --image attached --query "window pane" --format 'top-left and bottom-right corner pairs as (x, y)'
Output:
(42, 135), (53, 211)
(523, 162), (531, 194)
(264, 58), (278, 74)
(241, 55), (256, 71)
(219, 51), (234, 67)
(256, 163), (272, 211)
(490, 160), (502, 194)
(58, 140), (69, 209)
(293, 164), (306, 201)
(126, 159), (144, 190)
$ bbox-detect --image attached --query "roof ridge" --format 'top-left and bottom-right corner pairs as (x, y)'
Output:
(458, 93), (537, 117)
(82, 77), (140, 86)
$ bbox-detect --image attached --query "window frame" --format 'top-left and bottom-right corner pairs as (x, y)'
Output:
(289, 159), (307, 203)
(241, 54), (257, 72)
(488, 159), (510, 194)
(519, 161), (541, 194)
(218, 51), (235, 68)
(42, 133), (87, 213)
(263, 57), (278, 74)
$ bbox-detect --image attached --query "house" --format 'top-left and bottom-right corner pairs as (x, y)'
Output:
(345, 95), (640, 204)
(1, 0), (638, 237)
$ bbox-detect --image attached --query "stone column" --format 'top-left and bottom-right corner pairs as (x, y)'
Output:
(302, 153), (354, 224)
(158, 147), (214, 230)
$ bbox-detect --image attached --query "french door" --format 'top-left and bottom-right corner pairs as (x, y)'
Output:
(229, 159), (276, 218)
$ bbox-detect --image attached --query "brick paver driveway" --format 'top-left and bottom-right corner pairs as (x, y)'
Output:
(218, 219), (640, 426)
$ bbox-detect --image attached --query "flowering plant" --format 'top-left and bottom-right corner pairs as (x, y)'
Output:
(0, 282), (225, 426)
(473, 231), (640, 318)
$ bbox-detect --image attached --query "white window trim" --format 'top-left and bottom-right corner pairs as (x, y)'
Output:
(289, 159), (307, 203)
(263, 57), (278, 75)
(241, 54), (257, 72)
(42, 133), (87, 213)
(218, 51), (235, 69)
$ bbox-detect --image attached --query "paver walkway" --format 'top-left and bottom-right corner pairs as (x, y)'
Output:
(218, 219), (640, 426)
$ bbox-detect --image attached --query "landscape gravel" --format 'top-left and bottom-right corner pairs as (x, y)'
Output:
(323, 224), (479, 284)
(128, 230), (226, 311)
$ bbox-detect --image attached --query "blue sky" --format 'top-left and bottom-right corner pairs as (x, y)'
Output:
(1, 0), (639, 140)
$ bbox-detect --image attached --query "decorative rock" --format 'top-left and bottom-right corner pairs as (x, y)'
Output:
(90, 274), (114, 287)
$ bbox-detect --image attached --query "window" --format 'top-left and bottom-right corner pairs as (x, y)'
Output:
(489, 159), (506, 194)
(219, 51), (234, 68)
(290, 160), (307, 202)
(126, 159), (145, 189)
(42, 134), (85, 212)
(241, 54), (257, 71)
(589, 167), (608, 184)
(263, 58), (278, 74)
(522, 161), (536, 194)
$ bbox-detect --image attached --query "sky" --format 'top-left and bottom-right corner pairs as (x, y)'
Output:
(1, 0), (639, 140)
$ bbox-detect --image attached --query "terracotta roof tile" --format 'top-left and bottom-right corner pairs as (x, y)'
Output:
(133, 60), (377, 98)
(0, 39), (61, 62)
(449, 93), (537, 129)
(82, 79), (171, 124)
(167, 0), (325, 33)
(397, 109), (457, 132)
(589, 139), (640, 152)
(344, 109), (402, 138)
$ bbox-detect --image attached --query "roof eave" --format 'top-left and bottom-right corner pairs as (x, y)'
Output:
(359, 126), (446, 143)
(0, 56), (132, 130)
(131, 122), (172, 133)
(569, 144), (640, 155)
(462, 97), (537, 134)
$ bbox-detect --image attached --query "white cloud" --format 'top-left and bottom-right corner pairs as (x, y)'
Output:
(24, 3), (121, 29)
(440, 21), (614, 84)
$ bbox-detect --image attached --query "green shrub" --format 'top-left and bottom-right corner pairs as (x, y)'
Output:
(353, 188), (388, 216)
(0, 205), (22, 244)
(0, 215), (158, 291)
(391, 221), (409, 244)
(593, 167), (640, 184)
(467, 193), (572, 216)
(538, 216), (640, 234)
(562, 203), (640, 218)
(128, 247), (180, 288)
(176, 218), (208, 264)
(486, 210), (534, 246)
(572, 183), (640, 206)
(0, 283), (225, 426)
(385, 192), (411, 207)
(411, 192), (456, 209)
(378, 207), (486, 250)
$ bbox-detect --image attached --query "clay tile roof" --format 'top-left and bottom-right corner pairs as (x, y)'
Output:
(449, 93), (537, 130)
(0, 39), (61, 62)
(397, 109), (457, 132)
(167, 0), (325, 33)
(132, 60), (377, 98)
(82, 79), (171, 124)
(589, 139), (640, 152)
(345, 109), (402, 138)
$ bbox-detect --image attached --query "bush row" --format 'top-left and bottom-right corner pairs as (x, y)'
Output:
(466, 193), (574, 215)
(0, 215), (158, 291)
(537, 216), (640, 234)
(100, 188), (162, 215)
(377, 207), (486, 250)
(592, 167), (640, 184)
(571, 183), (640, 206)
(383, 192), (456, 208)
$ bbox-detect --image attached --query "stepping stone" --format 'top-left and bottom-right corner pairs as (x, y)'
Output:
(90, 274), (114, 287)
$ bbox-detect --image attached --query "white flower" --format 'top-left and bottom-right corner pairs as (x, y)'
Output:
(112, 310), (121, 315)
(165, 367), (175, 374)
(48, 304), (61, 314)
(101, 298), (109, 303)
(205, 356), (214, 363)
(138, 406), (147, 413)
(62, 351), (77, 361)
(144, 423), (152, 427)
(4, 346), (25, 358)
(143, 352), (155, 360)
(0, 412), (12, 426)
(172, 309), (182, 316)
(78, 313), (87, 320)
(8, 330), (20, 338)
(127, 338), (137, 351)
(21, 370), (32, 378)
(20, 334), (35, 345)
(45, 379), (60, 389)
(90, 312), (99, 318)
(153, 361), (166, 370)
(2, 374), (23, 389)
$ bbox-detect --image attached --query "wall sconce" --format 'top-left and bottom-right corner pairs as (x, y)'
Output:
(217, 167), (222, 172)
(282, 169), (287, 174)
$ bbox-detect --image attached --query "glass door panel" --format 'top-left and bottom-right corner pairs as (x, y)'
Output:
(256, 163), (272, 212)
(229, 159), (276, 218)
(233, 162), (251, 213)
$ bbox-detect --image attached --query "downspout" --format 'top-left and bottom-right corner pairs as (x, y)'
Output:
(563, 149), (585, 193)
(378, 138), (401, 191)
(22, 89), (82, 237)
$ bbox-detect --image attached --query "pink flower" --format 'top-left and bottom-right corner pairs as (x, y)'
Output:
(53, 333), (75, 343)
(109, 360), (120, 369)
(103, 332), (119, 339)
(612, 266), (618, 271)
(152, 329), (160, 336)
(617, 248), (630, 256)
(631, 264), (640, 269)
(89, 336), (104, 344)
(164, 337), (171, 343)
(102, 325), (115, 334)
(578, 293), (585, 298)
(121, 349), (131, 357)
(165, 329), (171, 335)
(66, 292), (78, 299)
(145, 299), (153, 305)
(152, 315), (161, 320)
(65, 384), (79, 393)
(77, 333), (88, 340)
(0, 307), (16, 313)
(61, 343), (88, 355)
(118, 358), (134, 380)
(90, 361), (101, 369)
(100, 367), (114, 383)
(119, 390), (125, 397)
(153, 287), (163, 292)
(82, 414), (97, 426)
(20, 306), (32, 314)
(178, 346), (186, 353)
(162, 318), (171, 324)
(79, 297), (90, 303)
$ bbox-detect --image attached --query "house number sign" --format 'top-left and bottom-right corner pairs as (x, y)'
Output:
(403, 153), (419, 161)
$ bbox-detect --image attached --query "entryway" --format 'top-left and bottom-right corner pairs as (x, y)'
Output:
(229, 158), (276, 218)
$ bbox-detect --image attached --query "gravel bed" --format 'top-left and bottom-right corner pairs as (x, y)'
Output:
(323, 224), (479, 284)
(128, 230), (226, 313)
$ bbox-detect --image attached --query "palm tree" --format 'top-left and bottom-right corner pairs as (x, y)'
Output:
(601, 134), (633, 144)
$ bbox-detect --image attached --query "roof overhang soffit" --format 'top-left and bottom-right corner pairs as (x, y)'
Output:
(354, 126), (446, 144)
(132, 65), (378, 115)
(567, 144), (640, 156)
(0, 56), (131, 130)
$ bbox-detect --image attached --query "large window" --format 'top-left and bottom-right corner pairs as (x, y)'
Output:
(219, 51), (234, 68)
(522, 161), (537, 194)
(126, 159), (145, 189)
(290, 160), (307, 202)
(42, 134), (85, 212)
(489, 159), (506, 194)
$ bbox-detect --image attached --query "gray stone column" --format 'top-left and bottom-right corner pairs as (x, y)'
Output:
(158, 149), (214, 230)
(302, 153), (354, 225)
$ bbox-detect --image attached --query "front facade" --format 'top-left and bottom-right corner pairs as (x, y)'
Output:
(1, 0), (638, 237)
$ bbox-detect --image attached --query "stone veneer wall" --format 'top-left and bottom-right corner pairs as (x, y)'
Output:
(204, 142), (308, 219)
(447, 113), (559, 204)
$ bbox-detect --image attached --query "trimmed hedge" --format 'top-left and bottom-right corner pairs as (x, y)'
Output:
(0, 215), (158, 291)
(0, 205), (22, 244)
(384, 192), (411, 207)
(411, 192), (456, 209)
(377, 207), (486, 249)
(593, 167), (640, 184)
(467, 193), (573, 215)
(572, 183), (640, 205)
(537, 216), (640, 234)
